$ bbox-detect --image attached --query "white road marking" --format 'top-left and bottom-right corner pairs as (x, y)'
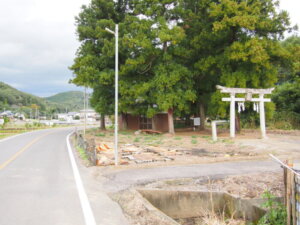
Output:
(66, 132), (97, 225)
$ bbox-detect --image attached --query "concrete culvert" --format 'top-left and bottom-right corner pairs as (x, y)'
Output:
(137, 189), (267, 224)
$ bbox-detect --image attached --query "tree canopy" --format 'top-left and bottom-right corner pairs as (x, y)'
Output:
(70, 0), (296, 133)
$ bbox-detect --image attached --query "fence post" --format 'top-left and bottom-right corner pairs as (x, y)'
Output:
(291, 172), (296, 225)
(286, 159), (294, 225)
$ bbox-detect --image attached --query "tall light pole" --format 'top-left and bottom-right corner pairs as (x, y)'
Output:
(105, 25), (119, 166)
(84, 86), (87, 137)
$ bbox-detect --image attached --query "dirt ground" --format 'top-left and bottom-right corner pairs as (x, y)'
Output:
(85, 128), (300, 168)
(112, 172), (284, 225)
(143, 172), (284, 199)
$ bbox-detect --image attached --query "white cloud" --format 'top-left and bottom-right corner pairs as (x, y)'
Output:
(0, 0), (89, 96)
(279, 0), (300, 34)
(0, 0), (298, 97)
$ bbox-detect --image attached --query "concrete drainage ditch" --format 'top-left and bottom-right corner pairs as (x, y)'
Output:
(136, 189), (267, 224)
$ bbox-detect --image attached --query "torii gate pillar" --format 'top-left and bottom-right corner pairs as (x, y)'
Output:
(217, 85), (274, 139)
(259, 93), (266, 139)
(230, 93), (235, 138)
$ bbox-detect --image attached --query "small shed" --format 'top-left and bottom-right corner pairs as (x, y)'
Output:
(119, 113), (169, 132)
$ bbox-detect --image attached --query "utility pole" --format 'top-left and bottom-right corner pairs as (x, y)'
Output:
(105, 25), (119, 165)
(84, 87), (87, 137)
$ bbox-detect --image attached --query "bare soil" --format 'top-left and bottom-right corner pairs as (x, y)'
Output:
(143, 172), (284, 199)
(85, 128), (300, 168)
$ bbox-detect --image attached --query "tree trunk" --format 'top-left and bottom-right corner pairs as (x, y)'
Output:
(235, 114), (241, 133)
(199, 102), (205, 130)
(100, 114), (106, 130)
(167, 108), (175, 134)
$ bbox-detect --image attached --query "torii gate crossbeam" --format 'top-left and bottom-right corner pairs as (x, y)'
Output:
(216, 85), (275, 139)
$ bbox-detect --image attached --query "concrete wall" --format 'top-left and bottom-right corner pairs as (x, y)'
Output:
(138, 189), (266, 223)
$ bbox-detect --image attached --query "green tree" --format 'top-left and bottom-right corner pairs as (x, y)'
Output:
(182, 0), (294, 130)
(69, 0), (120, 129)
(120, 0), (196, 134)
(278, 35), (300, 83)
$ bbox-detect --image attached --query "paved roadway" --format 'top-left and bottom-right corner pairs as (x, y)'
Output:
(101, 160), (283, 192)
(0, 128), (128, 225)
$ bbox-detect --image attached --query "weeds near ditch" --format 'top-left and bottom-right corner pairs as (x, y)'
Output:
(256, 191), (286, 225)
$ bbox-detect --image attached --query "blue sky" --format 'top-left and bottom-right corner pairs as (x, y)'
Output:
(0, 0), (299, 97)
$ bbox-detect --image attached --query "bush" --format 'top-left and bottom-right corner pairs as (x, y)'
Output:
(257, 191), (286, 225)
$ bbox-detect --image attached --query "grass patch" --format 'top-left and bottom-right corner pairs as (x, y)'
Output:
(201, 135), (210, 139)
(95, 133), (106, 137)
(191, 135), (197, 138)
(221, 139), (234, 144)
(174, 136), (182, 140)
(76, 146), (89, 161)
(134, 137), (141, 142)
(191, 139), (198, 144)
(119, 131), (132, 135)
(0, 134), (11, 139)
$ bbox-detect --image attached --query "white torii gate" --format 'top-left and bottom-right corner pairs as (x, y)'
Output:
(216, 85), (275, 139)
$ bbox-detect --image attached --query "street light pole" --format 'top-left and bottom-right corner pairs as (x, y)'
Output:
(105, 25), (119, 166)
(84, 86), (87, 137)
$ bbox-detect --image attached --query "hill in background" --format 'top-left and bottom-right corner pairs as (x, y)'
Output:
(0, 82), (84, 117)
(0, 82), (47, 111)
(45, 91), (84, 112)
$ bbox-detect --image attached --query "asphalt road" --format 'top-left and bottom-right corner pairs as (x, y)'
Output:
(101, 160), (283, 192)
(0, 128), (128, 225)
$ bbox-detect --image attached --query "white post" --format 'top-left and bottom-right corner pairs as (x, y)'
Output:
(84, 87), (86, 137)
(212, 121), (217, 141)
(230, 93), (235, 138)
(114, 24), (119, 165)
(259, 93), (266, 139)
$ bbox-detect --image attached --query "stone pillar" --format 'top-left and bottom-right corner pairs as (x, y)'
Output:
(230, 93), (235, 138)
(259, 94), (266, 139)
(212, 121), (217, 141)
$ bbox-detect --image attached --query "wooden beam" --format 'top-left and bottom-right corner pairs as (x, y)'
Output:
(216, 85), (274, 94)
(222, 98), (271, 102)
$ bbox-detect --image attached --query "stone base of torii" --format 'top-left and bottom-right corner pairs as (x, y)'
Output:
(216, 85), (275, 139)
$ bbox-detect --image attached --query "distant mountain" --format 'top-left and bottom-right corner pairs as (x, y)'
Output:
(0, 82), (84, 117)
(0, 81), (47, 110)
(45, 91), (84, 112)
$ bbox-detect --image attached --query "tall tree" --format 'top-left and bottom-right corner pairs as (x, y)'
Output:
(180, 0), (294, 129)
(120, 0), (196, 134)
(70, 0), (119, 129)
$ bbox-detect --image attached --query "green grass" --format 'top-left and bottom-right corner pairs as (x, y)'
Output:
(201, 135), (210, 139)
(119, 131), (132, 135)
(134, 137), (141, 142)
(174, 136), (182, 140)
(155, 141), (163, 145)
(221, 139), (234, 144)
(191, 139), (198, 144)
(95, 133), (106, 137)
(76, 146), (89, 161)
(191, 135), (197, 138)
(0, 134), (12, 139)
